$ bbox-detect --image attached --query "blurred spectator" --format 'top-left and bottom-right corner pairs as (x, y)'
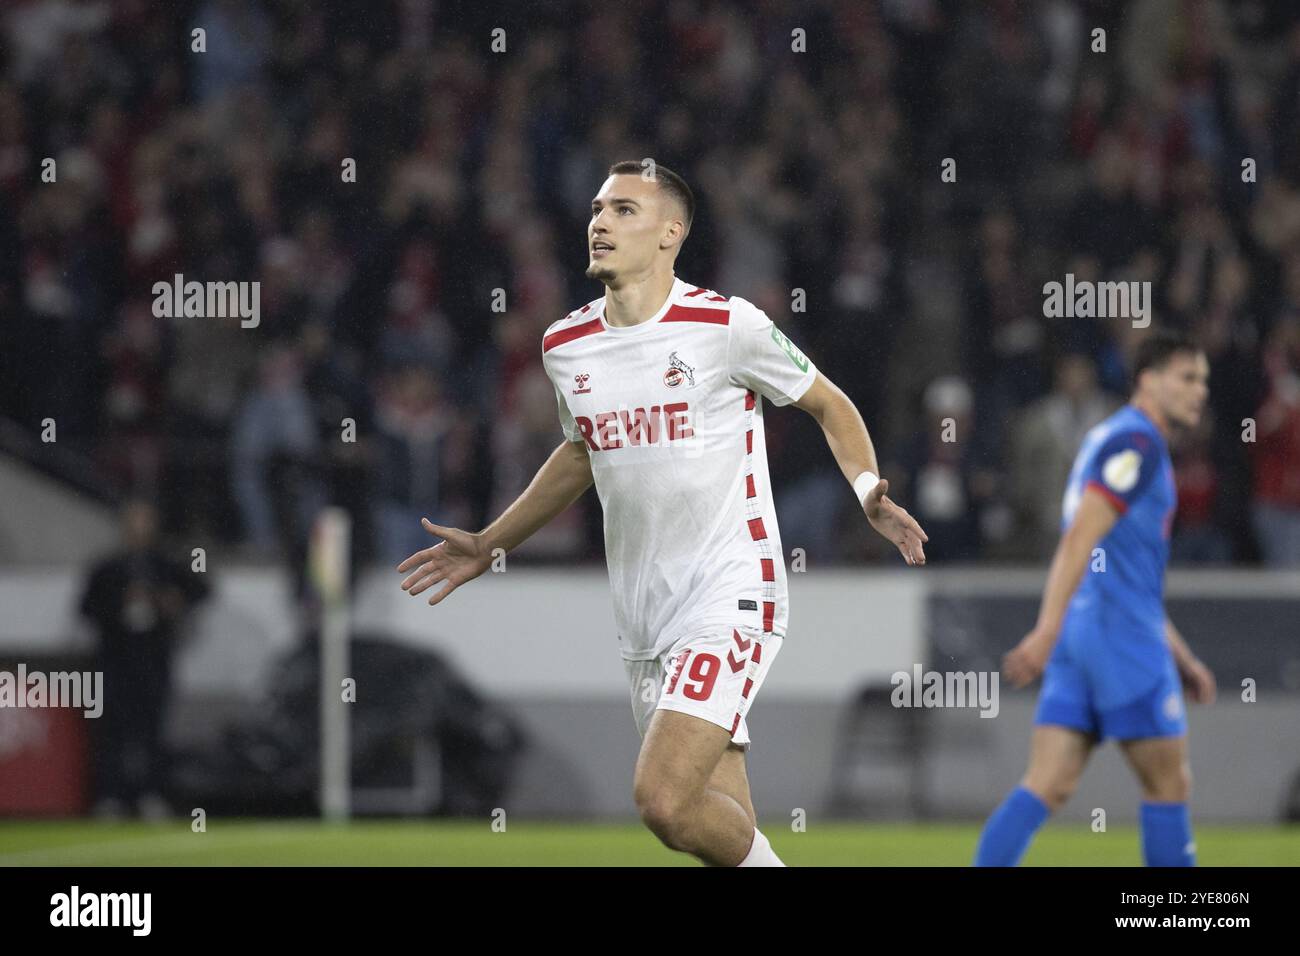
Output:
(1066, 132), (1161, 273)
(1193, 255), (1263, 561)
(163, 307), (258, 540)
(192, 0), (272, 105)
(301, 320), (375, 565)
(373, 364), (469, 563)
(895, 377), (989, 562)
(98, 299), (169, 491)
(1010, 353), (1120, 557)
(963, 207), (1046, 447)
(1170, 410), (1231, 563)
(1250, 319), (1300, 565)
(79, 498), (210, 818)
(230, 343), (326, 555)
(487, 362), (585, 558)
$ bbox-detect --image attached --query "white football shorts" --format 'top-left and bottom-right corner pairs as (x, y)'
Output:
(623, 623), (783, 748)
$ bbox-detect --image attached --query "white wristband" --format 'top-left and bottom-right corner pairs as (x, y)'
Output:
(853, 470), (880, 506)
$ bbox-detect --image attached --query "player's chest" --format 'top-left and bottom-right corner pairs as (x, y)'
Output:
(555, 337), (735, 453)
(563, 333), (733, 404)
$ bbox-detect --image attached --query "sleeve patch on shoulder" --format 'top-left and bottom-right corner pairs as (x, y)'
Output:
(770, 324), (809, 372)
(1101, 449), (1142, 493)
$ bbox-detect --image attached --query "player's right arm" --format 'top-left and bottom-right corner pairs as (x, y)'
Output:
(397, 438), (593, 606)
(1003, 485), (1119, 687)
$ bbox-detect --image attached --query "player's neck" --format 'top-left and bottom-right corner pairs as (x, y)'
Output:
(603, 271), (676, 328)
(1129, 396), (1169, 437)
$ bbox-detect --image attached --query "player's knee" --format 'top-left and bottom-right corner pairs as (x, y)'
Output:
(1144, 761), (1192, 802)
(1023, 773), (1077, 812)
(634, 783), (692, 849)
(1043, 781), (1078, 812)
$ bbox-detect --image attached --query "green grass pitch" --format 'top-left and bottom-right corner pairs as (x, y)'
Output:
(0, 821), (1297, 866)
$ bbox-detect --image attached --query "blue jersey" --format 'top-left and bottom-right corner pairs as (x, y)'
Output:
(1056, 404), (1176, 709)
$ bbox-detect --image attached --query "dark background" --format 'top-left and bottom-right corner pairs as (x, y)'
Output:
(2, 0), (1299, 574)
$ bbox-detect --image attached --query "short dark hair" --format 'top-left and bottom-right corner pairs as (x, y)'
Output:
(1132, 328), (1201, 389)
(607, 160), (694, 238)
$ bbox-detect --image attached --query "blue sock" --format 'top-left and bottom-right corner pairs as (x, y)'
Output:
(1140, 801), (1195, 866)
(974, 785), (1051, 866)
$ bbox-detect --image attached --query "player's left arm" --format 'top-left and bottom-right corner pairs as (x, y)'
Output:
(794, 371), (928, 565)
(1165, 617), (1217, 704)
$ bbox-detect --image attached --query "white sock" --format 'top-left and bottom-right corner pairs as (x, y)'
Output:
(737, 827), (785, 867)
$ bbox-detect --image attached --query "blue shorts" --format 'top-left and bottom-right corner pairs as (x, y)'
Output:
(1034, 645), (1186, 741)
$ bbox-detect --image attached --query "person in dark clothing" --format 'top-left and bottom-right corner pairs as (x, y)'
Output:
(79, 499), (210, 817)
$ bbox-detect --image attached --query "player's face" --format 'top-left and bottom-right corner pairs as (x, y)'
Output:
(586, 175), (668, 283)
(1154, 351), (1209, 429)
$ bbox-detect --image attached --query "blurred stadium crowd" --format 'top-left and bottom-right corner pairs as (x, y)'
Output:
(2, 0), (1300, 569)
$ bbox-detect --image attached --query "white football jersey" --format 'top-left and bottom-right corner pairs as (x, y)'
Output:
(541, 275), (817, 661)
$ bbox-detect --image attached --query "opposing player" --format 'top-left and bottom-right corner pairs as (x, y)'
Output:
(975, 330), (1217, 866)
(396, 160), (928, 866)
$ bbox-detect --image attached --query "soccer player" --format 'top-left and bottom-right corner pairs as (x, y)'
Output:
(974, 330), (1217, 866)
(396, 161), (929, 866)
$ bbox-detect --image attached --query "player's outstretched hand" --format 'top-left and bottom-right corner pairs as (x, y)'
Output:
(863, 479), (929, 566)
(1180, 656), (1217, 705)
(1003, 627), (1055, 688)
(396, 518), (493, 606)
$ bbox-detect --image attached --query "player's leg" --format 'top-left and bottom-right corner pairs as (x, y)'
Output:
(633, 708), (756, 865)
(1020, 724), (1097, 810)
(1118, 736), (1194, 865)
(632, 626), (781, 865)
(1118, 735), (1191, 802)
(977, 641), (1099, 866)
(974, 725), (1096, 866)
(1109, 661), (1195, 866)
(708, 743), (757, 827)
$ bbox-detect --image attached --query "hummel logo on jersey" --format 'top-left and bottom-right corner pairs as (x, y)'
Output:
(573, 372), (592, 395)
(664, 351), (695, 388)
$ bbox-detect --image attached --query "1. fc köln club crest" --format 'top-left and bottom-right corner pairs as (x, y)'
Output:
(663, 351), (695, 388)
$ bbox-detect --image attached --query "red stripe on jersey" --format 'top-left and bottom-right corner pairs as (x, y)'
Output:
(742, 677), (754, 699)
(1085, 479), (1129, 514)
(751, 642), (761, 664)
(543, 317), (604, 352)
(661, 304), (729, 325)
(579, 304), (590, 313)
(744, 389), (755, 411)
(760, 558), (774, 581)
(762, 601), (774, 632)
(731, 713), (741, 735)
(745, 430), (752, 453)
(666, 650), (691, 695)
(747, 517), (767, 540)
(746, 474), (756, 498)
